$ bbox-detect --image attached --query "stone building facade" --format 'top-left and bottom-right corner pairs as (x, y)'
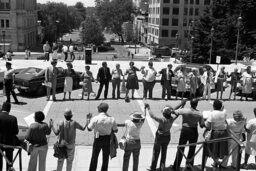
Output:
(0, 0), (37, 51)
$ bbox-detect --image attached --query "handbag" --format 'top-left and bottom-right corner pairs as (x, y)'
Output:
(119, 125), (128, 150)
(125, 95), (130, 103)
(21, 139), (33, 155)
(53, 141), (67, 159)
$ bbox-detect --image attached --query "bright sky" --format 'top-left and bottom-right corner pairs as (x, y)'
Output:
(37, 0), (95, 7)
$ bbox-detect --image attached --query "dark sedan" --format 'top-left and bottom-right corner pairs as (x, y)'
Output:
(14, 67), (81, 96)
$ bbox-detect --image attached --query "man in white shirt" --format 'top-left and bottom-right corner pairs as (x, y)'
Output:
(69, 44), (75, 61)
(87, 103), (118, 171)
(43, 41), (51, 61)
(141, 61), (157, 99)
(62, 45), (68, 61)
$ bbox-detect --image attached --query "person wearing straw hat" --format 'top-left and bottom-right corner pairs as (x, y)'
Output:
(4, 61), (19, 104)
(117, 111), (146, 171)
(145, 100), (186, 171)
(50, 108), (91, 171)
(87, 103), (118, 171)
(63, 62), (75, 100)
(45, 59), (58, 101)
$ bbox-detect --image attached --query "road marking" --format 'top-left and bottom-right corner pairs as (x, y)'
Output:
(24, 100), (53, 126)
(134, 90), (157, 138)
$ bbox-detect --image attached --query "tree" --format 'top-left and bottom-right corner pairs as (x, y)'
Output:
(95, 0), (134, 43)
(74, 2), (86, 20)
(191, 0), (256, 63)
(80, 16), (105, 46)
(38, 2), (84, 43)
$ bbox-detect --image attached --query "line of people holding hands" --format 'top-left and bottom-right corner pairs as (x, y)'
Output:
(1, 98), (256, 171)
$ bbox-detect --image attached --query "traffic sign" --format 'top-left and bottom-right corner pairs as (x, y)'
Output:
(216, 56), (221, 64)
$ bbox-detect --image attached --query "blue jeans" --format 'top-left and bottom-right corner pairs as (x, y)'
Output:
(122, 139), (141, 171)
(150, 133), (170, 170)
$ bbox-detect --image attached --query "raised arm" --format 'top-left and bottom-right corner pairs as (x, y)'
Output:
(144, 103), (161, 122)
(173, 100), (187, 110)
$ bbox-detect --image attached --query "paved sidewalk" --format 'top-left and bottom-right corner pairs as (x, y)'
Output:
(7, 144), (256, 171)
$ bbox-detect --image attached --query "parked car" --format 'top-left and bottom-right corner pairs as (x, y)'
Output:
(0, 51), (5, 58)
(14, 67), (82, 96)
(171, 64), (216, 96)
(0, 68), (24, 89)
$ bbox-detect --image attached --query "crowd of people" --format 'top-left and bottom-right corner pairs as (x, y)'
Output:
(0, 98), (256, 171)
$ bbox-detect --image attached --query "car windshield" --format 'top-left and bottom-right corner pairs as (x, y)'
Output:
(20, 68), (42, 75)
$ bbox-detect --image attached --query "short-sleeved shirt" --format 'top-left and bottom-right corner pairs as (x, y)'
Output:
(226, 118), (245, 138)
(112, 68), (123, 79)
(26, 122), (51, 146)
(175, 108), (202, 128)
(143, 67), (157, 82)
(206, 110), (227, 130)
(4, 69), (14, 80)
(125, 120), (144, 140)
(88, 113), (117, 136)
(150, 113), (177, 136)
(62, 46), (68, 52)
(56, 120), (84, 145)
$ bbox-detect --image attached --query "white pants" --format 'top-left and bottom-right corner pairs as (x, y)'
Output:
(27, 144), (48, 171)
(56, 144), (75, 171)
(203, 83), (211, 100)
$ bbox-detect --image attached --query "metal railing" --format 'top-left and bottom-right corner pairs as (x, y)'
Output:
(177, 133), (244, 171)
(0, 144), (22, 171)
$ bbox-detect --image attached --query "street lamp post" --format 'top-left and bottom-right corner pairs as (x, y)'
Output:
(190, 36), (194, 63)
(175, 33), (179, 48)
(55, 20), (60, 43)
(209, 27), (214, 64)
(235, 16), (242, 65)
(2, 31), (6, 54)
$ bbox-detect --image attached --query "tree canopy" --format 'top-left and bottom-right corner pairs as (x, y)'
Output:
(80, 16), (105, 46)
(95, 0), (134, 42)
(190, 0), (256, 64)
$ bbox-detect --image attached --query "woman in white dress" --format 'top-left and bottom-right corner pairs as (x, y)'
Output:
(241, 66), (253, 101)
(176, 67), (186, 100)
(63, 62), (75, 100)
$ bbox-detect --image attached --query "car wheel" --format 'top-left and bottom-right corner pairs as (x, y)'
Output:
(36, 86), (46, 96)
(18, 89), (26, 94)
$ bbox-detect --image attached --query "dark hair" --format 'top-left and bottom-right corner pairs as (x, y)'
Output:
(163, 106), (173, 119)
(213, 100), (223, 110)
(168, 64), (173, 68)
(132, 119), (143, 123)
(85, 66), (90, 70)
(129, 61), (134, 66)
(102, 61), (107, 66)
(148, 61), (153, 66)
(34, 111), (45, 123)
(64, 115), (73, 121)
(98, 103), (109, 113)
(190, 98), (198, 109)
(2, 102), (11, 112)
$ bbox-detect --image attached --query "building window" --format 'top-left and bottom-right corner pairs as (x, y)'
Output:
(162, 30), (169, 37)
(163, 7), (170, 15)
(172, 18), (178, 26)
(156, 7), (160, 14)
(173, 8), (179, 15)
(6, 20), (9, 28)
(173, 0), (179, 4)
(171, 30), (178, 37)
(184, 8), (188, 15)
(162, 18), (169, 26)
(156, 18), (160, 25)
(189, 8), (193, 15)
(1, 20), (4, 28)
(0, 0), (10, 10)
(184, 30), (189, 38)
(163, 0), (170, 3)
(155, 29), (159, 36)
(195, 8), (199, 16)
(185, 0), (188, 4)
(204, 0), (210, 5)
(196, 0), (199, 4)
(190, 0), (194, 4)
(183, 18), (187, 26)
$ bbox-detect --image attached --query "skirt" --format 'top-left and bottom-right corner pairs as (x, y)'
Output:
(206, 130), (229, 159)
(64, 76), (73, 92)
(126, 75), (139, 90)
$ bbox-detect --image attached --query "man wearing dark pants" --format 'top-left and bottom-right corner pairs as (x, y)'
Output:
(141, 61), (157, 99)
(159, 64), (174, 100)
(172, 99), (204, 170)
(95, 62), (111, 100)
(87, 103), (118, 171)
(0, 102), (19, 171)
(4, 61), (19, 104)
(111, 64), (123, 99)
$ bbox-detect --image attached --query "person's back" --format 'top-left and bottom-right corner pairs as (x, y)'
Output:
(177, 108), (202, 128)
(0, 111), (18, 145)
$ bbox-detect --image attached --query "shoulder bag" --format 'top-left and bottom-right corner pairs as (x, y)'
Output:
(53, 121), (68, 159)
